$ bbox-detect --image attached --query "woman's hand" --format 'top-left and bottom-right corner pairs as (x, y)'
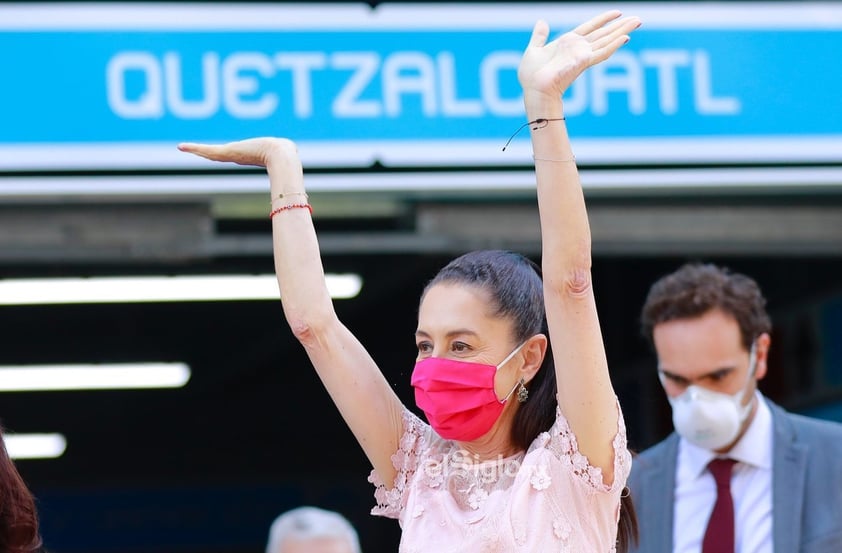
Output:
(178, 137), (297, 168)
(518, 10), (641, 102)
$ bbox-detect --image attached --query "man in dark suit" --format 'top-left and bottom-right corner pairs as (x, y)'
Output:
(628, 262), (842, 553)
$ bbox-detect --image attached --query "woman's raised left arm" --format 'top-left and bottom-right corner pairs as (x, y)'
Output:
(518, 11), (641, 484)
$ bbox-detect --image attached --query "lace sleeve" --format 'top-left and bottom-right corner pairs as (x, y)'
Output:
(537, 399), (631, 494)
(367, 407), (430, 519)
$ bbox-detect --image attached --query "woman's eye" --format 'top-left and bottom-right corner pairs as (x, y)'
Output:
(417, 342), (432, 353)
(452, 342), (469, 352)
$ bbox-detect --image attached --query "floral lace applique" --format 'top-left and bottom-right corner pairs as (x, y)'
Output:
(552, 516), (573, 553)
(553, 516), (572, 540)
(369, 408), (530, 517)
(369, 409), (428, 518)
(538, 400), (631, 493)
(371, 401), (631, 526)
(421, 462), (445, 488)
(529, 464), (552, 491)
(466, 486), (489, 510)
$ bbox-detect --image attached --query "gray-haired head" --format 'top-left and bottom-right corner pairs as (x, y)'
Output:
(266, 506), (361, 553)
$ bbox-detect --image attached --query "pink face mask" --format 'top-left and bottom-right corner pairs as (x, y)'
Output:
(411, 343), (525, 441)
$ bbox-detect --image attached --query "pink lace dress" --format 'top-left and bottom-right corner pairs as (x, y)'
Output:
(369, 404), (631, 552)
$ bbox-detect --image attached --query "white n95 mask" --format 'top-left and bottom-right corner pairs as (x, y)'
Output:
(664, 344), (757, 451)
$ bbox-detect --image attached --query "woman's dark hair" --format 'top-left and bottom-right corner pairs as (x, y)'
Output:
(424, 249), (638, 552)
(641, 262), (772, 350)
(0, 427), (43, 553)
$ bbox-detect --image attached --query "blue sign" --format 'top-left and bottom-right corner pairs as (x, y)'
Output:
(1, 2), (841, 170)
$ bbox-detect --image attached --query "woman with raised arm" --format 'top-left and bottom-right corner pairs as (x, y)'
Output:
(180, 10), (641, 551)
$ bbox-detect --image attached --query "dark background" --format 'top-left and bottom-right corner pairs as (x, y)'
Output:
(4, 253), (842, 553)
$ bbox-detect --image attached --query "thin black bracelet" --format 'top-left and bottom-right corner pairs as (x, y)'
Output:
(501, 117), (566, 151)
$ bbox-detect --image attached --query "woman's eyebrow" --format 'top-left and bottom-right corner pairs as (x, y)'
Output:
(414, 329), (479, 339)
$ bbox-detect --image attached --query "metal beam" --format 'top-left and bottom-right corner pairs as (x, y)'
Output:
(2, 203), (842, 263)
(0, 203), (212, 262)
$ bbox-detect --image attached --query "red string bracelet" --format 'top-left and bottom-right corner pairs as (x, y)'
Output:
(270, 203), (313, 218)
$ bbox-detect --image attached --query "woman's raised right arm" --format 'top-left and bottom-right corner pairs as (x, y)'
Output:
(179, 138), (406, 485)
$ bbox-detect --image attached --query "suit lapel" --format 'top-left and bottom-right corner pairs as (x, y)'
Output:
(770, 403), (807, 553)
(642, 434), (678, 553)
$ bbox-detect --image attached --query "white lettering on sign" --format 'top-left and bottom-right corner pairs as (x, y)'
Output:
(382, 52), (436, 117)
(640, 49), (691, 114)
(693, 51), (740, 115)
(564, 49), (740, 116)
(589, 51), (646, 116)
(223, 53), (279, 118)
(438, 52), (483, 117)
(275, 52), (326, 118)
(107, 52), (164, 118)
(164, 52), (219, 119)
(331, 52), (382, 117)
(105, 48), (740, 120)
(480, 52), (522, 116)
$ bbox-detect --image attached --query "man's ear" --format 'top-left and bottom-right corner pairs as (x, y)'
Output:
(521, 333), (548, 383)
(754, 332), (771, 381)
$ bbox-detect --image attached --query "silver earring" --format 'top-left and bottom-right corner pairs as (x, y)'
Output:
(517, 379), (529, 403)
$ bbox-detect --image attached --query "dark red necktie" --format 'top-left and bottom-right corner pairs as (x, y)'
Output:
(702, 458), (737, 553)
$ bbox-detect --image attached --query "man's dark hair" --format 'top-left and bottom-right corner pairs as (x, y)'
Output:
(641, 262), (772, 350)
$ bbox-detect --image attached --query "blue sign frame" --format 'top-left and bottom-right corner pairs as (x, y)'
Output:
(1, 2), (841, 170)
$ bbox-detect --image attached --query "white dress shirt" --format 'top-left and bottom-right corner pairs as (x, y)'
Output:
(673, 391), (773, 553)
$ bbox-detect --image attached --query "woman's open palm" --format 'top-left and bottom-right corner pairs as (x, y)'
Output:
(178, 137), (296, 168)
(518, 10), (641, 99)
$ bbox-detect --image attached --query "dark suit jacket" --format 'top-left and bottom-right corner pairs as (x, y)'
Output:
(628, 400), (842, 553)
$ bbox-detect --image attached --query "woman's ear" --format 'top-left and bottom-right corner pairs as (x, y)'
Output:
(521, 333), (548, 383)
